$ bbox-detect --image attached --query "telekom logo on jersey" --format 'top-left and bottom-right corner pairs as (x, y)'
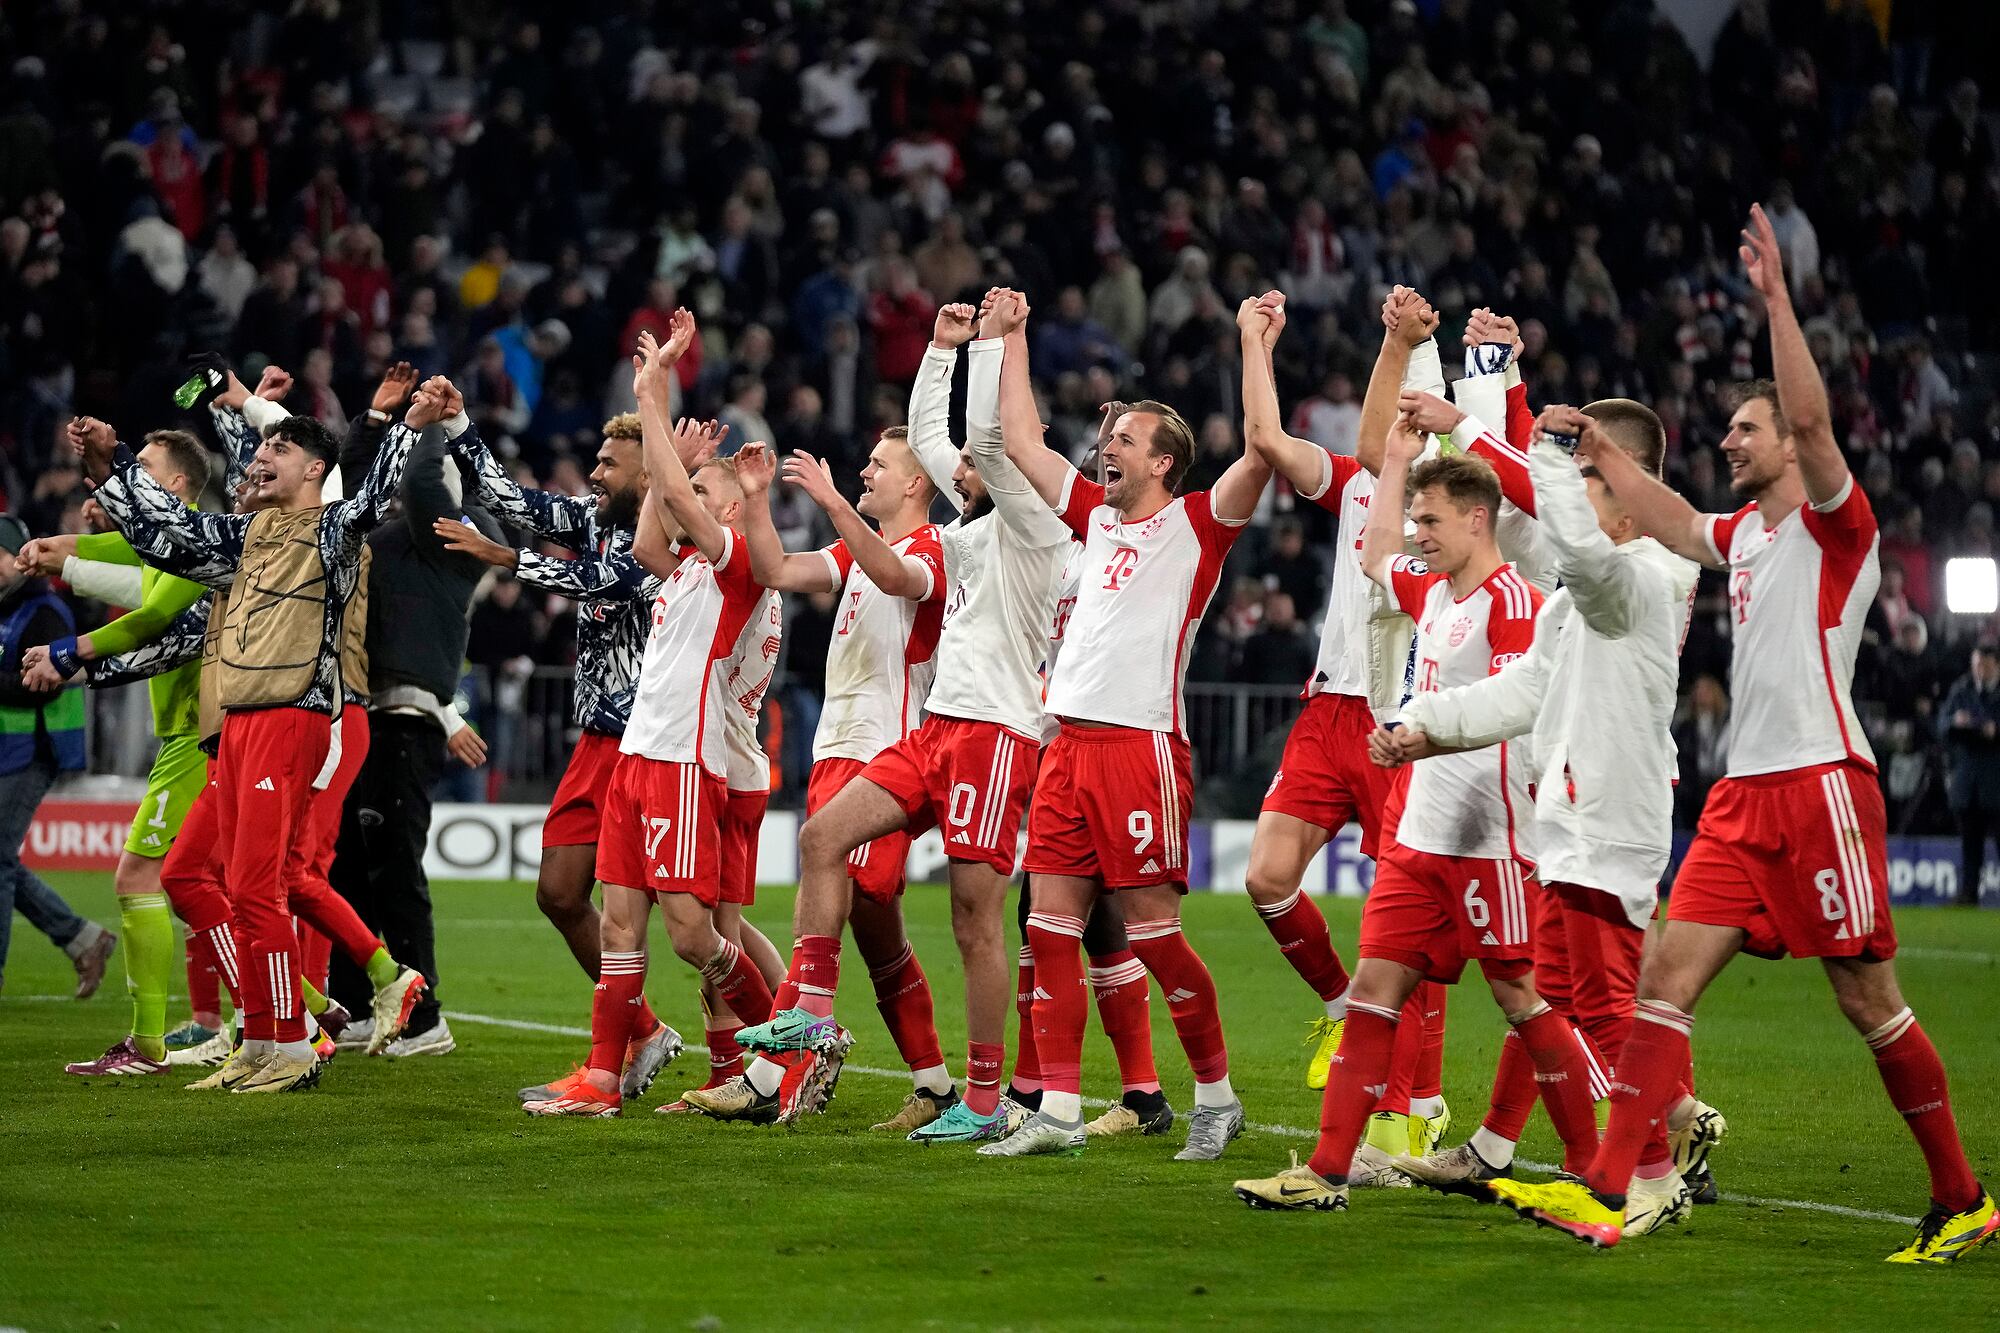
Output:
(1102, 547), (1140, 591)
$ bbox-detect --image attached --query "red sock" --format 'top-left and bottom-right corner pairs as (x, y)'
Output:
(1088, 949), (1160, 1093)
(869, 943), (943, 1072)
(707, 1022), (745, 1084)
(1868, 1009), (1982, 1211)
(199, 924), (243, 1010)
(703, 938), (775, 1026)
(1127, 920), (1227, 1084)
(966, 1040), (1004, 1116)
(1254, 888), (1349, 1001)
(1415, 982), (1448, 1098)
(1585, 999), (1694, 1198)
(791, 933), (841, 1018)
(1376, 989), (1427, 1116)
(1308, 1002), (1399, 1179)
(296, 923), (332, 993)
(185, 933), (221, 1021)
(636, 997), (662, 1035)
(1481, 1030), (1536, 1143)
(1514, 1004), (1601, 1173)
(1010, 946), (1042, 1092)
(587, 950), (647, 1078)
(1026, 913), (1087, 1095)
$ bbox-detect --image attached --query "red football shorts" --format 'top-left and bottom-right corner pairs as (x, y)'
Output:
(808, 757), (912, 905)
(720, 788), (768, 906)
(1359, 838), (1539, 983)
(1669, 759), (1895, 961)
(859, 716), (1037, 877)
(596, 752), (728, 905)
(1023, 724), (1192, 890)
(1262, 692), (1397, 859)
(543, 730), (624, 849)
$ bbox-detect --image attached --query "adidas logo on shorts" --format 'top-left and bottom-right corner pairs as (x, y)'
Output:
(141, 833), (161, 847)
(1140, 858), (1161, 875)
(254, 777), (275, 791)
(654, 865), (669, 879)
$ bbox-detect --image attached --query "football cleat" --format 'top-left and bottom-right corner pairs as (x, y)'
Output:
(64, 1036), (171, 1077)
(779, 1027), (853, 1123)
(872, 1086), (958, 1134)
(523, 1078), (621, 1117)
(1886, 1190), (2000, 1265)
(997, 1095), (1034, 1136)
(1392, 1141), (1511, 1199)
(163, 1020), (220, 1052)
(908, 1101), (1007, 1145)
(1174, 1099), (1246, 1162)
(1669, 1100), (1727, 1183)
(1409, 1098), (1453, 1158)
(335, 1018), (375, 1052)
(366, 968), (427, 1054)
(1085, 1089), (1176, 1138)
(1488, 1177), (1625, 1248)
(232, 1049), (321, 1094)
(519, 1067), (586, 1105)
(1623, 1169), (1694, 1238)
(316, 999), (352, 1045)
(1234, 1153), (1349, 1211)
(186, 1047), (267, 1091)
(383, 1020), (456, 1057)
(976, 1109), (1086, 1157)
(1304, 1015), (1345, 1091)
(620, 1021), (683, 1099)
(169, 1029), (234, 1067)
(1347, 1143), (1414, 1189)
(735, 1007), (843, 1054)
(682, 1075), (780, 1125)
(312, 1028), (338, 1063)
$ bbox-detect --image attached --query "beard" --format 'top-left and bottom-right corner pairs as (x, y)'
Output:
(961, 492), (995, 525)
(601, 486), (642, 528)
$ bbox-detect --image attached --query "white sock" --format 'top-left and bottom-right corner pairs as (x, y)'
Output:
(243, 1038), (274, 1058)
(1041, 1090), (1083, 1123)
(1409, 1095), (1445, 1120)
(912, 1063), (953, 1096)
(1470, 1126), (1516, 1168)
(1324, 986), (1350, 1022)
(745, 1057), (785, 1098)
(276, 1039), (313, 1061)
(1194, 1075), (1236, 1109)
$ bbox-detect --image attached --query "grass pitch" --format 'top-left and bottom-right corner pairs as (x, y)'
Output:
(3, 873), (1999, 1331)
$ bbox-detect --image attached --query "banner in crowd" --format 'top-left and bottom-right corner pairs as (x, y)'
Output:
(21, 801), (1995, 908)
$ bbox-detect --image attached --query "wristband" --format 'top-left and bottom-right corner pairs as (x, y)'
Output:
(46, 636), (82, 679)
(1464, 342), (1513, 377)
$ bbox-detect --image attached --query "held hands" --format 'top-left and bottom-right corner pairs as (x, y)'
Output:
(933, 302), (979, 349)
(1464, 307), (1524, 360)
(66, 417), (117, 482)
(670, 417), (728, 472)
(781, 450), (842, 512)
(1533, 403), (1597, 457)
(734, 442), (775, 497)
(371, 362), (419, 415)
(979, 286), (1029, 338)
(1236, 290), (1287, 349)
(432, 518), (518, 569)
(1397, 390), (1464, 438)
(13, 536), (73, 579)
(446, 724), (489, 768)
(1382, 286), (1440, 347)
(404, 377), (449, 430)
(1367, 724), (1435, 768)
(19, 645), (68, 693)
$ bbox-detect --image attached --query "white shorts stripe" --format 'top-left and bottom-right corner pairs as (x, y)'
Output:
(1831, 770), (1876, 936)
(1821, 772), (1865, 939)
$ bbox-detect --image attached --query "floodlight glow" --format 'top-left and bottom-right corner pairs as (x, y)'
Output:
(1945, 557), (1998, 615)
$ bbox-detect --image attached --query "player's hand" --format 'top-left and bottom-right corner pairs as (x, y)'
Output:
(432, 517), (518, 569)
(661, 307), (698, 365)
(1383, 413), (1427, 468)
(671, 417), (726, 471)
(1367, 725), (1435, 767)
(213, 369), (252, 412)
(20, 646), (67, 692)
(81, 498), (111, 532)
(981, 287), (1030, 338)
(67, 417), (117, 482)
(1096, 399), (1132, 451)
(1258, 289), (1287, 345)
(255, 365), (294, 401)
(932, 302), (978, 349)
(445, 724), (489, 768)
(632, 330), (672, 405)
(781, 450), (842, 512)
(1739, 202), (1788, 306)
(1397, 390), (1463, 438)
(14, 536), (74, 578)
(1384, 287), (1440, 347)
(1535, 403), (1594, 454)
(734, 442), (775, 496)
(371, 361), (418, 415)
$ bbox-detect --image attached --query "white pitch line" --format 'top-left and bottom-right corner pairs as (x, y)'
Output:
(1900, 946), (1996, 963)
(444, 1009), (1919, 1227)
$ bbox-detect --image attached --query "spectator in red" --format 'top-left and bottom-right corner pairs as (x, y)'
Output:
(323, 225), (393, 335)
(131, 91), (204, 241)
(294, 158), (350, 249)
(208, 112), (270, 240)
(619, 279), (701, 392)
(866, 258), (932, 384)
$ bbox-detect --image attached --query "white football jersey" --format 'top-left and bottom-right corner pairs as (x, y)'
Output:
(1042, 469), (1246, 736)
(1299, 450), (1416, 718)
(1377, 555), (1542, 862)
(719, 588), (782, 792)
(1704, 477), (1879, 777)
(811, 526), (948, 763)
(622, 530), (763, 780)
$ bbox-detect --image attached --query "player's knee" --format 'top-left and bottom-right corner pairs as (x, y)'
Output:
(534, 877), (586, 925)
(1242, 854), (1297, 907)
(797, 814), (846, 868)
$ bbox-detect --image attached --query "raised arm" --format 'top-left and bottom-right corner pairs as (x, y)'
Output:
(1361, 415), (1427, 585)
(1574, 417), (1721, 570)
(986, 290), (1074, 509)
(1741, 202), (1845, 506)
(965, 334), (1072, 545)
(634, 315), (731, 569)
(783, 450), (934, 600)
(79, 420), (250, 588)
(209, 363), (294, 493)
(81, 602), (209, 689)
(908, 305), (973, 512)
(449, 408), (596, 549)
(1240, 293), (1338, 496)
(1203, 295), (1277, 523)
(733, 444), (841, 593)
(1356, 287), (1440, 477)
(1523, 411), (1656, 638)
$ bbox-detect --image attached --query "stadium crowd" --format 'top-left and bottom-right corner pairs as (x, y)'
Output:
(2, 0), (2000, 837)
